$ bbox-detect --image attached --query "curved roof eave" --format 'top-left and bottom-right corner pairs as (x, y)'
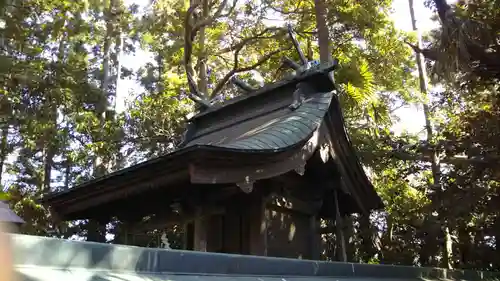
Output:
(186, 91), (333, 152)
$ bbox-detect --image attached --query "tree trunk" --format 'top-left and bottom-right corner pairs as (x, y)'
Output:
(86, 219), (107, 242)
(0, 0), (9, 185)
(343, 215), (355, 261)
(197, 0), (209, 98)
(359, 214), (379, 262)
(493, 215), (500, 269)
(108, 24), (123, 171)
(42, 36), (67, 194)
(101, 12), (112, 110)
(94, 0), (115, 177)
(87, 0), (118, 243)
(157, 54), (164, 95)
(315, 0), (345, 261)
(63, 155), (71, 191)
(0, 125), (7, 184)
(457, 225), (472, 268)
(432, 0), (451, 22)
(41, 105), (57, 194)
(314, 0), (331, 63)
(42, 144), (54, 193)
(408, 0), (452, 269)
(113, 30), (123, 116)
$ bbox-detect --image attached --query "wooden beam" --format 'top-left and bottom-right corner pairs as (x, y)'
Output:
(121, 184), (240, 234)
(266, 203), (316, 216)
(318, 225), (335, 234)
(56, 169), (190, 218)
(111, 184), (237, 223)
(266, 191), (322, 216)
(128, 206), (225, 234)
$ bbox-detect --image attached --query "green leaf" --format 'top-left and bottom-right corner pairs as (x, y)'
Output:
(0, 191), (8, 201)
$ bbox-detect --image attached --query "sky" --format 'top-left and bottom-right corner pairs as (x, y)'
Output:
(390, 0), (440, 137)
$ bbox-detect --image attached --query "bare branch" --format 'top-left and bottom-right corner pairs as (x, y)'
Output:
(213, 53), (231, 65)
(183, 0), (239, 99)
(217, 27), (286, 54)
(192, 0), (228, 33)
(230, 76), (256, 93)
(404, 41), (440, 61)
(192, 0), (238, 35)
(183, 2), (202, 95)
(282, 56), (301, 70)
(287, 24), (307, 65)
(262, 0), (311, 15)
(211, 46), (291, 97)
(358, 150), (499, 166)
(182, 89), (211, 109)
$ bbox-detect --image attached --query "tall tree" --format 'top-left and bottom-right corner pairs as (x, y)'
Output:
(313, 0), (347, 262)
(409, 0), (452, 269)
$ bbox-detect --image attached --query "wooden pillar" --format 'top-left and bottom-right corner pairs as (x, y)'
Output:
(193, 216), (207, 251)
(183, 222), (194, 250)
(223, 205), (242, 254)
(248, 195), (268, 256)
(207, 215), (223, 252)
(123, 225), (129, 245)
(183, 222), (188, 250)
(308, 215), (321, 260)
(334, 189), (347, 262)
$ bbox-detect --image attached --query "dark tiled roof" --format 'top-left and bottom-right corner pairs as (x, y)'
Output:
(186, 91), (332, 150)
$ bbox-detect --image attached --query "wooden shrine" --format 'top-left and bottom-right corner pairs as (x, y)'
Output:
(42, 28), (383, 260)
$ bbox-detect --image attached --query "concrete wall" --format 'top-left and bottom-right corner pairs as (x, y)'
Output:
(11, 234), (497, 281)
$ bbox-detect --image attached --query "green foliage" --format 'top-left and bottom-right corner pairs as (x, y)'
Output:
(0, 190), (7, 201)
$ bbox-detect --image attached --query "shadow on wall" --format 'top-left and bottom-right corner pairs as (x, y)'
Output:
(266, 208), (311, 259)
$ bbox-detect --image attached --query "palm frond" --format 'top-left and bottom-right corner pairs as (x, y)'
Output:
(342, 59), (376, 105)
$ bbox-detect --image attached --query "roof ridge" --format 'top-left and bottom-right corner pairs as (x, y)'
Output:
(189, 62), (337, 121)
